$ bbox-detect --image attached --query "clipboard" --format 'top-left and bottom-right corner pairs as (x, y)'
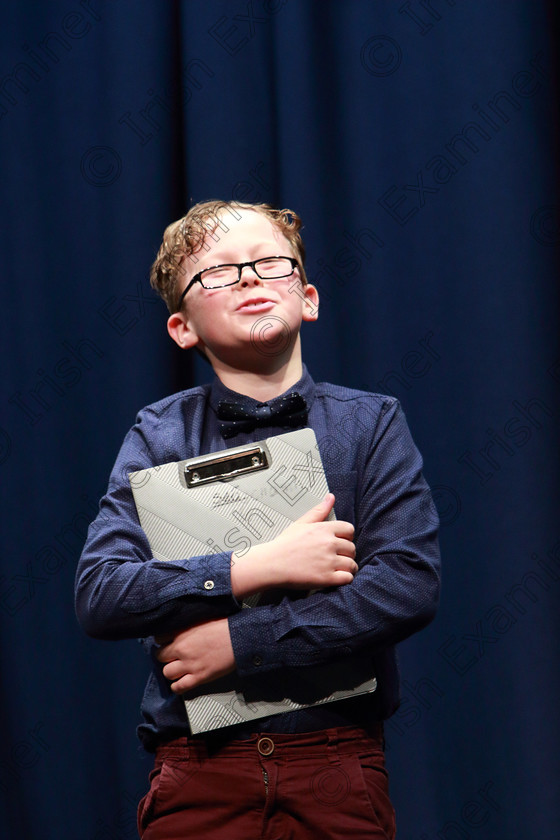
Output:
(129, 428), (377, 734)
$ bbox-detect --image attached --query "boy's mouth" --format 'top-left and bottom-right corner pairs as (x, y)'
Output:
(236, 297), (276, 312)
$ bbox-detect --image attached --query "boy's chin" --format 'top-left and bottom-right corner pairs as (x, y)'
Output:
(242, 318), (297, 360)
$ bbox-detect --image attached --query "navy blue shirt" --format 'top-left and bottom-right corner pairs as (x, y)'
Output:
(75, 366), (440, 751)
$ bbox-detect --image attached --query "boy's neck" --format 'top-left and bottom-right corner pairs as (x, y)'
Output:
(211, 354), (304, 401)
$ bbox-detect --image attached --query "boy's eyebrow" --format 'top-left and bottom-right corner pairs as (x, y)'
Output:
(194, 244), (290, 264)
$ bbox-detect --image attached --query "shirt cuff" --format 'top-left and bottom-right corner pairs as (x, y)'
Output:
(121, 551), (235, 615)
(228, 604), (279, 676)
(180, 550), (234, 599)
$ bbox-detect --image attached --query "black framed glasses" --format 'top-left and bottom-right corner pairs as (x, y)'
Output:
(177, 256), (300, 308)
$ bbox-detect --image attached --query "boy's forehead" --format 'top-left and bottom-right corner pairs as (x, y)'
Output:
(197, 209), (290, 259)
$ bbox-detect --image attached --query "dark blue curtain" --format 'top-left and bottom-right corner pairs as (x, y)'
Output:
(1, 1), (558, 837)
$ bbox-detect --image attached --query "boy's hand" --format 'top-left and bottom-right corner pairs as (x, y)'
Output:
(231, 493), (357, 598)
(156, 618), (235, 693)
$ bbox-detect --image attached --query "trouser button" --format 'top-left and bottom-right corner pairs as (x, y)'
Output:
(257, 737), (274, 756)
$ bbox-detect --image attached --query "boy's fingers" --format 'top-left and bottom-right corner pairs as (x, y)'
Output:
(296, 492), (335, 524)
(334, 521), (355, 540)
(331, 570), (356, 586)
(335, 554), (358, 572)
(335, 537), (356, 558)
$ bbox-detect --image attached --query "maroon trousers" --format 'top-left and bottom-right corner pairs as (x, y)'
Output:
(138, 725), (396, 839)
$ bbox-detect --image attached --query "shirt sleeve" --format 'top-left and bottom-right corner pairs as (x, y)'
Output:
(228, 399), (441, 676)
(74, 408), (239, 640)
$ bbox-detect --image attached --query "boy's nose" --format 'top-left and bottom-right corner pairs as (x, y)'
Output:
(239, 265), (262, 286)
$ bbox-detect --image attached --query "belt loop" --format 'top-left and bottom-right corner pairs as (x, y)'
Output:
(326, 728), (341, 765)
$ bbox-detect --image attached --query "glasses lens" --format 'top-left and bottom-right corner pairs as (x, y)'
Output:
(255, 257), (294, 278)
(200, 265), (239, 288)
(198, 258), (296, 288)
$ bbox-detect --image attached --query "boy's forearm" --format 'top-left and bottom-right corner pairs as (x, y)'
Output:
(76, 501), (240, 640)
(230, 543), (277, 599)
(75, 551), (239, 640)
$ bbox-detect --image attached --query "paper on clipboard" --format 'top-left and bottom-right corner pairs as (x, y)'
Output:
(129, 428), (376, 734)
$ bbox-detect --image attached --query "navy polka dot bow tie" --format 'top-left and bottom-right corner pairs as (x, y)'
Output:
(216, 392), (308, 440)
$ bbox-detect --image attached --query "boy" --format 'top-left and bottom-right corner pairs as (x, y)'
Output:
(76, 200), (441, 839)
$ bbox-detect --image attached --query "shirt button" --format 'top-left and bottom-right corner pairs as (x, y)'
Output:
(252, 655), (263, 667)
(204, 580), (215, 590)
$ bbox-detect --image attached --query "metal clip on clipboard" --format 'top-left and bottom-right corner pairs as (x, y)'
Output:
(185, 446), (269, 487)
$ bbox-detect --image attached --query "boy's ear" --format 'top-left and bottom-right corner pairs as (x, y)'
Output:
(301, 283), (320, 322)
(167, 311), (200, 350)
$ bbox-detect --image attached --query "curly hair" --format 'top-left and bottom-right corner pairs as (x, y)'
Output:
(150, 200), (308, 312)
